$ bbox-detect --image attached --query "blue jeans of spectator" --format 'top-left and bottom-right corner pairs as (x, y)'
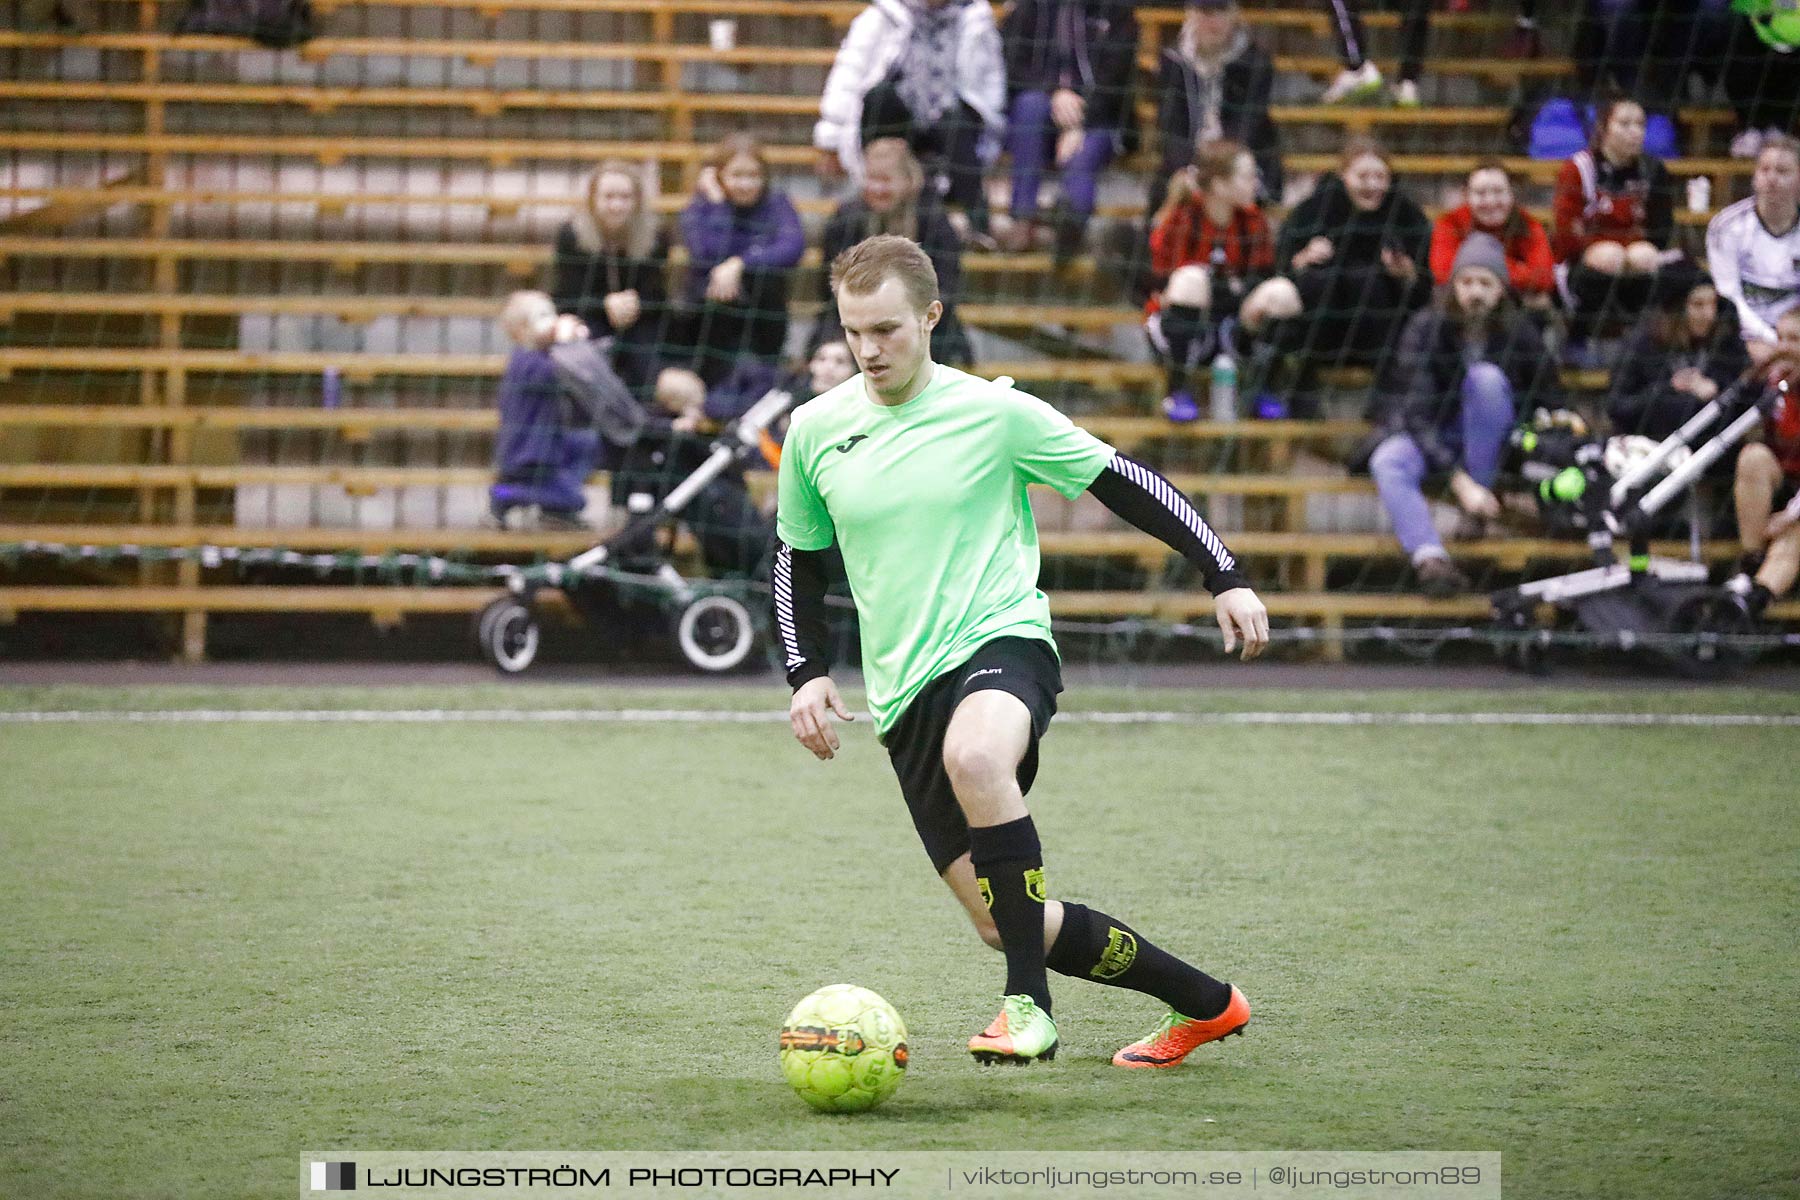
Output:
(1370, 363), (1515, 558)
(1005, 90), (1114, 223)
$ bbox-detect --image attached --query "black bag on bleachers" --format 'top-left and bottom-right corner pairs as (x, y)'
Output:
(177, 0), (314, 47)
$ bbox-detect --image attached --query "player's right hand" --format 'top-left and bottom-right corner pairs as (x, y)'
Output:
(790, 676), (854, 761)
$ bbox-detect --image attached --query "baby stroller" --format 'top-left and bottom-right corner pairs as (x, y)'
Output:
(474, 384), (795, 674)
(1489, 373), (1786, 673)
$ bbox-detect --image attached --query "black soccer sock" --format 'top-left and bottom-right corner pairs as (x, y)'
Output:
(1046, 901), (1232, 1020)
(1747, 583), (1774, 616)
(1159, 303), (1213, 396)
(968, 816), (1052, 1014)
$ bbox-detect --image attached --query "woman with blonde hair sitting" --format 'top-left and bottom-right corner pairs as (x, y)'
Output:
(552, 160), (671, 396)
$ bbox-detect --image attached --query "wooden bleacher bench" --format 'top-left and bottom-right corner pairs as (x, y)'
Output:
(0, 522), (1739, 575)
(0, 79), (1741, 149)
(0, 188), (1723, 229)
(0, 348), (1167, 393)
(0, 127), (1756, 186)
(73, 0), (1514, 31)
(0, 351), (1613, 400)
(1, 582), (1785, 636)
(0, 462), (1369, 500)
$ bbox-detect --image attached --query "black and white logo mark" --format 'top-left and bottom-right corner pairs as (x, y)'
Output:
(833, 435), (870, 454)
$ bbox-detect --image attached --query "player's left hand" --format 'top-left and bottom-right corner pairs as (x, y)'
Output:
(1215, 587), (1269, 661)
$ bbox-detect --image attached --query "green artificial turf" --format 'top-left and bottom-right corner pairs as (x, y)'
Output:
(2, 687), (1795, 1198)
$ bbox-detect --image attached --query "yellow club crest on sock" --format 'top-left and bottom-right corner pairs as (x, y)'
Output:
(1092, 926), (1139, 980)
(1024, 868), (1048, 903)
(977, 876), (993, 909)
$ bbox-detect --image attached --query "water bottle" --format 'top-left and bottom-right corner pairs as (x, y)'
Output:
(1209, 347), (1237, 422)
(1686, 175), (1711, 215)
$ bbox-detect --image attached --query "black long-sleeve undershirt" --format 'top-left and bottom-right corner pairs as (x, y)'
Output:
(773, 452), (1250, 691)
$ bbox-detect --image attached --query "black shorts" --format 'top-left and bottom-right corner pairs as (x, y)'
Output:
(883, 636), (1063, 875)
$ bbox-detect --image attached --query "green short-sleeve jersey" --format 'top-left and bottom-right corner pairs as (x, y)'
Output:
(776, 364), (1116, 736)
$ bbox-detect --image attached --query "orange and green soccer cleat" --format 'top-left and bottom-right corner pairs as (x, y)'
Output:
(968, 994), (1059, 1065)
(1111, 985), (1250, 1069)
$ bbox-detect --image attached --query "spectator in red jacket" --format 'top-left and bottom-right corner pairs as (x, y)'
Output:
(1143, 139), (1275, 421)
(1550, 97), (1683, 339)
(1430, 160), (1555, 310)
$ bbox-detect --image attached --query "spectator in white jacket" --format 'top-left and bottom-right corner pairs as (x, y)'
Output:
(1706, 135), (1800, 369)
(814, 0), (1006, 228)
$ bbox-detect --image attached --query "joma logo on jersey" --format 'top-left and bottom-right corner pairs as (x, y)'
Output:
(833, 435), (870, 453)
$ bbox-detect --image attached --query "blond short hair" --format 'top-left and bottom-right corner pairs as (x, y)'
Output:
(829, 234), (938, 314)
(500, 290), (553, 339)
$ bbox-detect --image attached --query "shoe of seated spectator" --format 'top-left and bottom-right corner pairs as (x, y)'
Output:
(1049, 203), (1086, 266)
(537, 510), (591, 532)
(1500, 22), (1543, 59)
(1322, 61), (1383, 105)
(1451, 513), (1491, 542)
(1253, 392), (1289, 420)
(1414, 553), (1470, 598)
(1731, 127), (1766, 159)
(1161, 390), (1200, 423)
(1392, 80), (1421, 108)
(946, 208), (998, 252)
(993, 215), (1036, 255)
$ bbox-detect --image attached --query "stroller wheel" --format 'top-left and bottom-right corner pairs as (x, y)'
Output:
(675, 594), (755, 673)
(1669, 591), (1754, 678)
(1509, 629), (1554, 676)
(478, 597), (540, 674)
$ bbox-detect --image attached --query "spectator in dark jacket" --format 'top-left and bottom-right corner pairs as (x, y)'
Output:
(1368, 234), (1563, 595)
(817, 138), (973, 366)
(1550, 96), (1684, 338)
(1245, 136), (1433, 372)
(489, 291), (602, 530)
(1607, 277), (1750, 439)
(674, 135), (806, 386)
(1150, 0), (1280, 213)
(998, 0), (1138, 257)
(552, 160), (671, 396)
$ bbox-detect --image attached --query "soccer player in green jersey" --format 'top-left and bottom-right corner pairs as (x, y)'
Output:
(774, 235), (1269, 1067)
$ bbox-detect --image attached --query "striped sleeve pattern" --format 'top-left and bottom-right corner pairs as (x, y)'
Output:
(1087, 452), (1250, 595)
(772, 539), (832, 690)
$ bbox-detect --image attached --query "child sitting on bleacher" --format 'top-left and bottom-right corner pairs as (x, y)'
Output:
(1143, 138), (1275, 422)
(1366, 233), (1564, 597)
(489, 291), (603, 532)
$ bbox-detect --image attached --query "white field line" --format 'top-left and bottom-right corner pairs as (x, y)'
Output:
(2, 709), (1798, 727)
